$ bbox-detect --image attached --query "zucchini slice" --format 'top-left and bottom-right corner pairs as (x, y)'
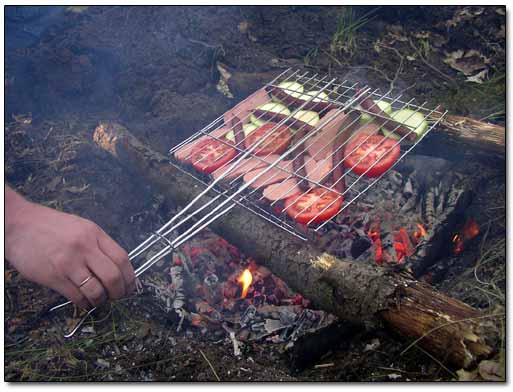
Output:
(250, 102), (291, 126)
(382, 109), (428, 141)
(359, 100), (393, 124)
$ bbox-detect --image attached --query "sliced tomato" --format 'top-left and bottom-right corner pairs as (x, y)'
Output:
(190, 138), (237, 174)
(244, 122), (291, 156)
(343, 134), (400, 178)
(284, 188), (343, 225)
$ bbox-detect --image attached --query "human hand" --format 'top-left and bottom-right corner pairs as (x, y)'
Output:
(5, 188), (136, 309)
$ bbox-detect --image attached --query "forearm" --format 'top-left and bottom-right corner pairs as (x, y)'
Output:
(5, 185), (32, 234)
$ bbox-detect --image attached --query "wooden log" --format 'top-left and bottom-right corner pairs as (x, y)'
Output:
(433, 112), (505, 155)
(92, 121), (500, 369)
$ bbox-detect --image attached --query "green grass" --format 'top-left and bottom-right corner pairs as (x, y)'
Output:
(330, 7), (379, 56)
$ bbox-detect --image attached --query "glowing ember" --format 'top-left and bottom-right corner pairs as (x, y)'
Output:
(394, 228), (414, 262)
(237, 268), (253, 299)
(452, 218), (480, 255)
(368, 223), (383, 265)
(413, 223), (427, 240)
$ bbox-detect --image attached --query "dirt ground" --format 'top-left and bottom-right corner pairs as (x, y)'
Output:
(4, 5), (505, 381)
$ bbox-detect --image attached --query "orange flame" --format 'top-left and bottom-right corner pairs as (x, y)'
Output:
(416, 223), (426, 237)
(237, 269), (253, 299)
(462, 218), (480, 240)
(452, 218), (480, 255)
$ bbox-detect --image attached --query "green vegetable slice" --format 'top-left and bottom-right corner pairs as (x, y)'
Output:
(292, 110), (320, 128)
(299, 90), (330, 103)
(250, 102), (291, 126)
(274, 81), (304, 99)
(360, 100), (393, 124)
(382, 109), (428, 141)
(225, 123), (260, 142)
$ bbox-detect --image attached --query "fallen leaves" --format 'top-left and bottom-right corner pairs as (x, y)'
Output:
(444, 49), (490, 76)
(478, 360), (504, 381)
(465, 69), (489, 84)
(456, 359), (504, 381)
(64, 184), (90, 194)
(446, 7), (485, 28)
(443, 49), (492, 83)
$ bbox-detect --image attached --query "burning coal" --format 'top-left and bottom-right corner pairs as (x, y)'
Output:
(452, 218), (480, 255)
(238, 268), (253, 299)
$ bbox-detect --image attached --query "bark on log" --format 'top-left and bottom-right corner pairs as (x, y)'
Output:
(92, 121), (499, 369)
(434, 113), (505, 155)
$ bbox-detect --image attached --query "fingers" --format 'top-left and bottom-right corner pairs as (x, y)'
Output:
(79, 276), (108, 307)
(53, 279), (90, 309)
(67, 266), (108, 308)
(97, 232), (136, 294)
(86, 250), (126, 301)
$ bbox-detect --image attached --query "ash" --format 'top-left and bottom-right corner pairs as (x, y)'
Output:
(142, 229), (335, 356)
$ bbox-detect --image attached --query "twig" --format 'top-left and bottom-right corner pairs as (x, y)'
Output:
(377, 43), (405, 95)
(199, 349), (221, 381)
(400, 313), (505, 356)
(43, 127), (54, 141)
(414, 345), (456, 379)
(314, 362), (335, 369)
(408, 38), (456, 85)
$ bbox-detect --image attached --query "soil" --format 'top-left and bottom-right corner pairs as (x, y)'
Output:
(4, 5), (505, 382)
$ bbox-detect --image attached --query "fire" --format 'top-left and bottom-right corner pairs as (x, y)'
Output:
(452, 218), (480, 255)
(368, 223), (383, 265)
(413, 223), (426, 240)
(237, 268), (253, 299)
(394, 228), (414, 262)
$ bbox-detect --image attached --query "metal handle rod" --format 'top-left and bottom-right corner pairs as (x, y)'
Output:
(53, 199), (236, 338)
(130, 79), (317, 261)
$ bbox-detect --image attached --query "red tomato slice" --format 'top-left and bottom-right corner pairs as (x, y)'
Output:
(244, 122), (291, 156)
(190, 138), (237, 174)
(284, 188), (343, 225)
(343, 134), (400, 177)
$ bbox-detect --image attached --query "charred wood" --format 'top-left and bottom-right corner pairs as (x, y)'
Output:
(93, 121), (498, 369)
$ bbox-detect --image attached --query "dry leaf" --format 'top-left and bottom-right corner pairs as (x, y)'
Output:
(444, 50), (489, 76)
(65, 184), (90, 194)
(496, 25), (505, 39)
(456, 368), (480, 381)
(446, 7), (485, 28)
(414, 31), (431, 39)
(238, 21), (249, 34)
(478, 360), (504, 381)
(466, 69), (488, 84)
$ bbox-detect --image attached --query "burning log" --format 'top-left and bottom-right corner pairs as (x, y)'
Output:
(93, 121), (499, 369)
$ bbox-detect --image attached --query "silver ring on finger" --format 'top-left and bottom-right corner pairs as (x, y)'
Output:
(79, 275), (94, 288)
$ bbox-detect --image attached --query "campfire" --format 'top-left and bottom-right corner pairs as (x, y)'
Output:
(141, 69), (479, 353)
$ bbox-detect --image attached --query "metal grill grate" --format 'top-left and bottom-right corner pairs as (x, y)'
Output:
(169, 68), (447, 239)
(51, 68), (448, 336)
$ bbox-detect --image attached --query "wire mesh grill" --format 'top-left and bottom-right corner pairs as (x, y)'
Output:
(169, 68), (447, 240)
(51, 68), (448, 336)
